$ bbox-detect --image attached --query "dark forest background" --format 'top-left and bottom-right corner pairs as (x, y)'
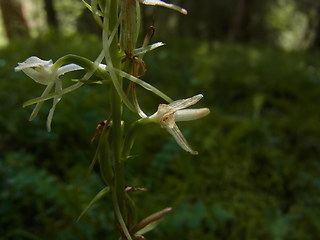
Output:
(2, 0), (320, 48)
(1, 0), (320, 240)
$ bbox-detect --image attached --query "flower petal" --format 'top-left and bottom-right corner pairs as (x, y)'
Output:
(19, 68), (50, 85)
(57, 64), (83, 76)
(15, 56), (55, 85)
(169, 94), (203, 110)
(138, 0), (187, 14)
(174, 108), (210, 122)
(46, 79), (63, 132)
(165, 124), (198, 155)
(14, 56), (52, 71)
(29, 83), (54, 121)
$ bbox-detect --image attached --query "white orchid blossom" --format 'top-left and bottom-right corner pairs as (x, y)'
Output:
(149, 94), (210, 155)
(138, 0), (187, 14)
(15, 56), (83, 131)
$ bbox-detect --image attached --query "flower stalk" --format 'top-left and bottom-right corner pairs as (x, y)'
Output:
(104, 0), (128, 236)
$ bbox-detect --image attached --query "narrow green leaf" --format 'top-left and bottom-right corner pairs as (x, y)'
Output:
(125, 193), (138, 229)
(84, 145), (99, 183)
(112, 191), (133, 240)
(110, 67), (173, 103)
(136, 220), (161, 235)
(133, 42), (165, 56)
(77, 186), (110, 221)
(81, 0), (93, 12)
(98, 127), (114, 185)
(91, 0), (103, 27)
(131, 207), (172, 234)
(82, 0), (103, 16)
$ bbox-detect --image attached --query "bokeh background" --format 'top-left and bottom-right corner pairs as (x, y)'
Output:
(1, 0), (320, 239)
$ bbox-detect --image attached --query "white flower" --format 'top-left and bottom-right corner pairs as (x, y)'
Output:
(149, 94), (210, 155)
(15, 56), (83, 131)
(138, 0), (187, 14)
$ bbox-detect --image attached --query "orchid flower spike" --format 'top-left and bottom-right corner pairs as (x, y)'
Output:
(149, 94), (210, 155)
(138, 0), (187, 14)
(15, 56), (83, 132)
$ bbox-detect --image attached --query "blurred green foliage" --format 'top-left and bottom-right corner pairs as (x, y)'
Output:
(1, 34), (320, 240)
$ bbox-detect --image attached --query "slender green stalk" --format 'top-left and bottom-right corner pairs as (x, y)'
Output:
(108, 0), (124, 210)
(102, 1), (130, 239)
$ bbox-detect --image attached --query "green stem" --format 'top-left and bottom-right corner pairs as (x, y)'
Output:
(108, 0), (125, 212)
(104, 1), (130, 239)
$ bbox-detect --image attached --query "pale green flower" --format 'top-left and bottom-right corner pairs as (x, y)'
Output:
(15, 56), (82, 131)
(149, 94), (210, 155)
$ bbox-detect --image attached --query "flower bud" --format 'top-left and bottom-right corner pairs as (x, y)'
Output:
(120, 0), (141, 52)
